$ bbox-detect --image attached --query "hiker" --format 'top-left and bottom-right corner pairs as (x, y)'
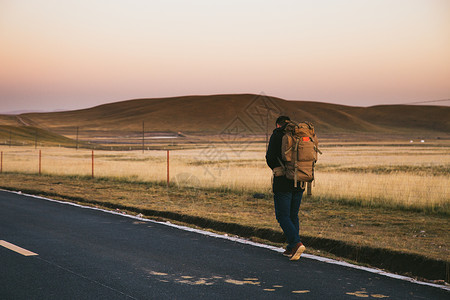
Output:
(266, 116), (306, 261)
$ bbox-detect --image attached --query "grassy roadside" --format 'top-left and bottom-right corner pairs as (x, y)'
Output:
(1, 172), (448, 283)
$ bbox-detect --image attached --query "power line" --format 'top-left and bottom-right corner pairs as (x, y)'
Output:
(404, 99), (450, 105)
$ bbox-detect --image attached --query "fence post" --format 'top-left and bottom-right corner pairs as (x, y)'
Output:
(39, 150), (41, 175)
(167, 150), (170, 187)
(92, 150), (94, 178)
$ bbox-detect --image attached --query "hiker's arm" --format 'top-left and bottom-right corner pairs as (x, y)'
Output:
(266, 133), (282, 169)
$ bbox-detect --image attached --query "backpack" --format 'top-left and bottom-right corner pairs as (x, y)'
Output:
(279, 121), (321, 187)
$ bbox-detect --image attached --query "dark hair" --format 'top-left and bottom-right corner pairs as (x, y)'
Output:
(276, 116), (290, 126)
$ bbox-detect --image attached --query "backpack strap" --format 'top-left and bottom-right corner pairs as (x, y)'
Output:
(276, 157), (286, 172)
(293, 137), (300, 187)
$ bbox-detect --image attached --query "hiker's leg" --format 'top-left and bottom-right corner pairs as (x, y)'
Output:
(290, 190), (303, 234)
(274, 192), (300, 249)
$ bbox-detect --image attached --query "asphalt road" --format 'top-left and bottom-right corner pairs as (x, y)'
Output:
(0, 190), (448, 299)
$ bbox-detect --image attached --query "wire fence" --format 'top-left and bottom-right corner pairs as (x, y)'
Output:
(1, 145), (449, 214)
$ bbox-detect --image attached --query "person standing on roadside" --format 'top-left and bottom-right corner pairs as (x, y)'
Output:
(265, 116), (306, 261)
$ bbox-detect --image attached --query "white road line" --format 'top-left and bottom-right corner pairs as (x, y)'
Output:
(0, 240), (38, 256)
(2, 189), (449, 291)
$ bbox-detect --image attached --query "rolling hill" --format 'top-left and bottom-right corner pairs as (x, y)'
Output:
(1, 94), (449, 144)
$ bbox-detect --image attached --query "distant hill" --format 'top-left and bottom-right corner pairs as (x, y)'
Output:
(1, 94), (449, 143)
(0, 125), (81, 148)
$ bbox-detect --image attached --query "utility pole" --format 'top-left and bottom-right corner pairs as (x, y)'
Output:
(142, 121), (145, 153)
(266, 108), (269, 148)
(76, 126), (79, 150)
(35, 128), (38, 149)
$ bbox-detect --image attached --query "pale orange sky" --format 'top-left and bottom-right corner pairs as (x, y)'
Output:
(1, 0), (449, 112)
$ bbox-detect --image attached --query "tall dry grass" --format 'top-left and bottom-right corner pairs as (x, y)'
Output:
(1, 143), (449, 213)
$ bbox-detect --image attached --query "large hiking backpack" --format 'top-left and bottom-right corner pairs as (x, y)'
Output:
(280, 121), (321, 187)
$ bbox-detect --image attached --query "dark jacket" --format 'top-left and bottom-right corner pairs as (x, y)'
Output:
(266, 126), (304, 193)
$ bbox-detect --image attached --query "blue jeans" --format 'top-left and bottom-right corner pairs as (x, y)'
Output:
(274, 191), (303, 250)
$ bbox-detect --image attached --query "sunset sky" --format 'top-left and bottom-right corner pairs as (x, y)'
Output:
(1, 0), (449, 113)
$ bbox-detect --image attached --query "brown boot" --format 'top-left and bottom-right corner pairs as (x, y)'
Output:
(289, 242), (306, 261)
(283, 248), (294, 257)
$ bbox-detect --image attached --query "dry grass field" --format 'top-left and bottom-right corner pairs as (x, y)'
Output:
(1, 141), (448, 214)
